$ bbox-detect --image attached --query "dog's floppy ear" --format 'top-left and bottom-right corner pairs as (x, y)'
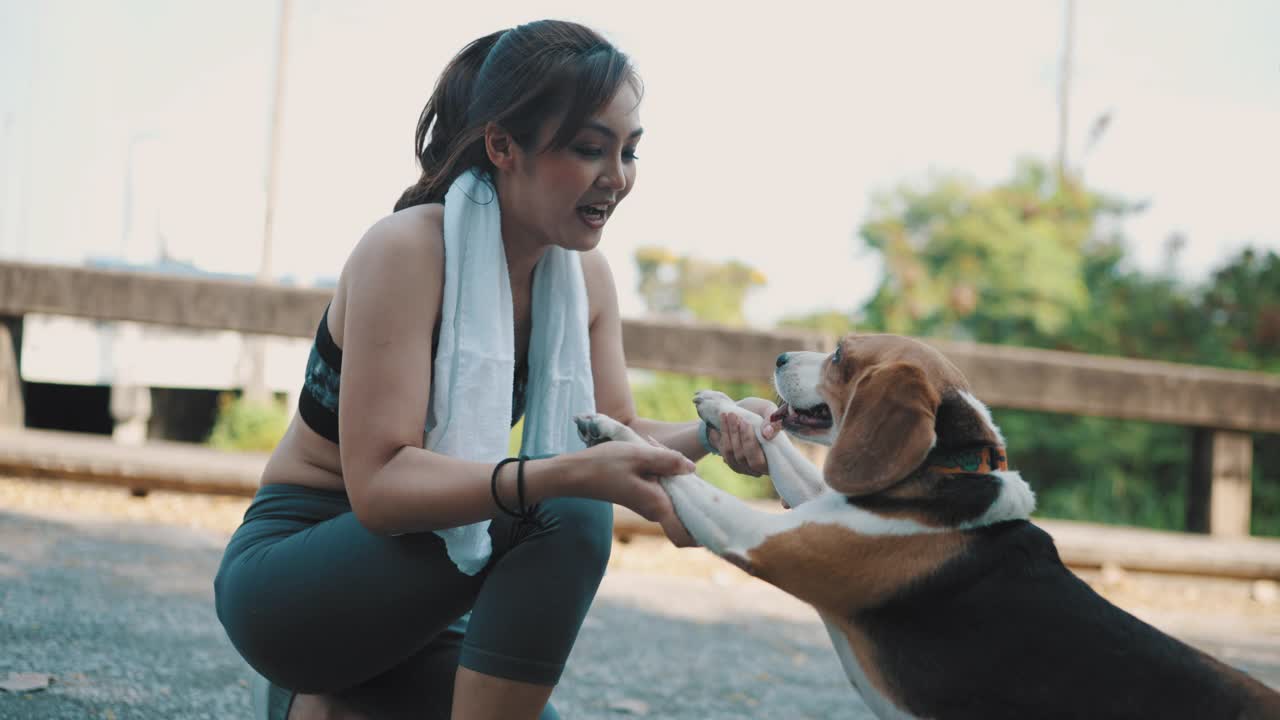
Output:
(825, 361), (940, 496)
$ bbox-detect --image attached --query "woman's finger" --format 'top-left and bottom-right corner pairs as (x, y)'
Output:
(723, 414), (744, 470)
(707, 426), (724, 455)
(748, 431), (768, 474)
(734, 416), (760, 475)
(746, 418), (769, 473)
(656, 448), (697, 475)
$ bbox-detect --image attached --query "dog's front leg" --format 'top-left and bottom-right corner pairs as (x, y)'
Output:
(574, 412), (799, 573)
(657, 471), (809, 573)
(694, 391), (828, 507)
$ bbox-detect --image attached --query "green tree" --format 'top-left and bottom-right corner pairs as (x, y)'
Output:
(849, 159), (1279, 534)
(860, 159), (1136, 344)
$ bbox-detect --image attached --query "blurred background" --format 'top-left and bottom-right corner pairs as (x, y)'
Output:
(1, 0), (1278, 532)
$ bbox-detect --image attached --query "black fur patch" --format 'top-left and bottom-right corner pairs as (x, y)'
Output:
(852, 472), (1002, 527)
(856, 521), (1266, 718)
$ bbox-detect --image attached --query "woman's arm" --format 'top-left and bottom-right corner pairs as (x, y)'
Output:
(337, 211), (692, 536)
(337, 208), (546, 534)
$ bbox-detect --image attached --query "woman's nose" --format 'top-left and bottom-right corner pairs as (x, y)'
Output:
(597, 158), (626, 191)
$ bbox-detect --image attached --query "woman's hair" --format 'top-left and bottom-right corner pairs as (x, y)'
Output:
(394, 20), (640, 211)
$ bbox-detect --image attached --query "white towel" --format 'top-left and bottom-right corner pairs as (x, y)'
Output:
(425, 169), (596, 575)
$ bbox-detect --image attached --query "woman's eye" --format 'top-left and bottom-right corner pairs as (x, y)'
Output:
(574, 146), (603, 157)
(623, 148), (639, 161)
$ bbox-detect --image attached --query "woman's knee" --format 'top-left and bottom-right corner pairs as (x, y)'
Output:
(533, 498), (613, 577)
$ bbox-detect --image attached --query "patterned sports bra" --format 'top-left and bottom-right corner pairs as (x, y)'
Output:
(298, 305), (528, 444)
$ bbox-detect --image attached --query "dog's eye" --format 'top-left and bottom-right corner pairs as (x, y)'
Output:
(831, 346), (842, 365)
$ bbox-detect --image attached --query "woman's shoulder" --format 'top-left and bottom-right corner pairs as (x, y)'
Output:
(346, 204), (445, 278)
(578, 249), (617, 324)
(578, 248), (613, 283)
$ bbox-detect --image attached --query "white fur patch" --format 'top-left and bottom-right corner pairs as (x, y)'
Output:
(823, 617), (923, 720)
(958, 390), (1005, 446)
(773, 351), (838, 446)
(959, 470), (1036, 529)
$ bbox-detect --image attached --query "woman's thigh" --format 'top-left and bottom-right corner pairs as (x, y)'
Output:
(216, 505), (483, 693)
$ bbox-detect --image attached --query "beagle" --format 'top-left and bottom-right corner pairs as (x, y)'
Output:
(575, 333), (1280, 719)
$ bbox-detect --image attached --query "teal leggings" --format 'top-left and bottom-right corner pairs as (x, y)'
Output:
(213, 483), (613, 719)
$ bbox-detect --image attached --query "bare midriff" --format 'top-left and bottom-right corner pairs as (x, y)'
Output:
(259, 414), (347, 492)
(259, 287), (353, 494)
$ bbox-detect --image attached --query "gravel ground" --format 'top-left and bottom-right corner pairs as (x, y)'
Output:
(2, 476), (1279, 719)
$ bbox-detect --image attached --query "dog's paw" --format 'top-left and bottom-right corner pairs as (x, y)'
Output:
(693, 390), (735, 429)
(574, 413), (639, 446)
(694, 390), (765, 433)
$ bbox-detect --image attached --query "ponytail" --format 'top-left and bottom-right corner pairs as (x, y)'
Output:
(394, 30), (507, 211)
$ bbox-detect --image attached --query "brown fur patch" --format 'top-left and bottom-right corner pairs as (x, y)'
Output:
(744, 521), (970, 616)
(825, 362), (940, 495)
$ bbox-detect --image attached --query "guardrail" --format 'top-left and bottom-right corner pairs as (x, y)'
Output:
(2, 259), (1278, 537)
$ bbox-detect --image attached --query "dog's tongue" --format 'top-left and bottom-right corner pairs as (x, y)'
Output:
(770, 403), (790, 423)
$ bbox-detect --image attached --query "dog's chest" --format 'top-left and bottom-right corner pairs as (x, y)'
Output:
(822, 616), (921, 720)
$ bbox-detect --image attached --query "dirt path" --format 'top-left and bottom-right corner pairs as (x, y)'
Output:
(1, 476), (1277, 719)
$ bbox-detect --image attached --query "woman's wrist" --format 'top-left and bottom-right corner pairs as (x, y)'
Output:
(519, 454), (583, 503)
(697, 420), (719, 456)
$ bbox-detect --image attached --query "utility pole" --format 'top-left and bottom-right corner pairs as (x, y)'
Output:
(244, 0), (294, 403)
(1056, 0), (1076, 184)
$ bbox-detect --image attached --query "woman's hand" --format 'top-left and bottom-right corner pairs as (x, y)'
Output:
(707, 397), (781, 477)
(571, 441), (697, 547)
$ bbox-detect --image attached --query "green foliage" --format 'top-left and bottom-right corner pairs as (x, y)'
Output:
(992, 409), (1190, 530)
(635, 246), (767, 326)
(860, 160), (1137, 342)
(1253, 433), (1280, 536)
(851, 159), (1280, 535)
(630, 370), (778, 499)
(208, 394), (290, 452)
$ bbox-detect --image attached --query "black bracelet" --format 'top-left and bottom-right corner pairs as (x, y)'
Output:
(516, 455), (529, 518)
(491, 457), (523, 519)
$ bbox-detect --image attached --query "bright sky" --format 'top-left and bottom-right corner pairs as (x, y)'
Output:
(2, 0), (1277, 327)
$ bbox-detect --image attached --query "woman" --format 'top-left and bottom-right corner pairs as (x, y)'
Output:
(214, 19), (776, 720)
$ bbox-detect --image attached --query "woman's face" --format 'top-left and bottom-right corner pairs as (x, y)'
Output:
(499, 82), (643, 253)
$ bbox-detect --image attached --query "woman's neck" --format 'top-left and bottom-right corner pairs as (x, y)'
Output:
(493, 174), (550, 289)
(502, 226), (548, 293)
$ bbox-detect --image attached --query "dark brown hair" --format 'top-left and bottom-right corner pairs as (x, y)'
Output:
(394, 20), (640, 211)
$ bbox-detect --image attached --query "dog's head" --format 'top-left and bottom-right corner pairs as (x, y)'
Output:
(773, 333), (1005, 497)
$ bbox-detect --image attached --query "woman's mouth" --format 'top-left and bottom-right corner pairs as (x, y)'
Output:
(577, 203), (611, 229)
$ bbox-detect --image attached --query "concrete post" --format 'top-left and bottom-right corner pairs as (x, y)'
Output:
(0, 316), (23, 428)
(110, 384), (152, 445)
(1188, 428), (1254, 537)
(110, 322), (151, 446)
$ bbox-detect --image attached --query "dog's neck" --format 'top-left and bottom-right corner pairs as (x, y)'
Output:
(919, 445), (1008, 476)
(850, 446), (1033, 529)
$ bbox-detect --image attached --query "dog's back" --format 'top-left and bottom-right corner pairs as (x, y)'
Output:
(858, 520), (1280, 719)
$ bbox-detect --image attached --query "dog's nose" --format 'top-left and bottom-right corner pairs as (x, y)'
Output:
(776, 353), (789, 368)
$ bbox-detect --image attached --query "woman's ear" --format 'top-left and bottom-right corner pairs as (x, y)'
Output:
(484, 123), (517, 170)
(824, 361), (940, 496)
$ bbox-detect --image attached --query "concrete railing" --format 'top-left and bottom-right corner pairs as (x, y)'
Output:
(3, 259), (1279, 537)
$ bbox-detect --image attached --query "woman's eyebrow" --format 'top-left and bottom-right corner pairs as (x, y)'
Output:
(583, 121), (644, 140)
